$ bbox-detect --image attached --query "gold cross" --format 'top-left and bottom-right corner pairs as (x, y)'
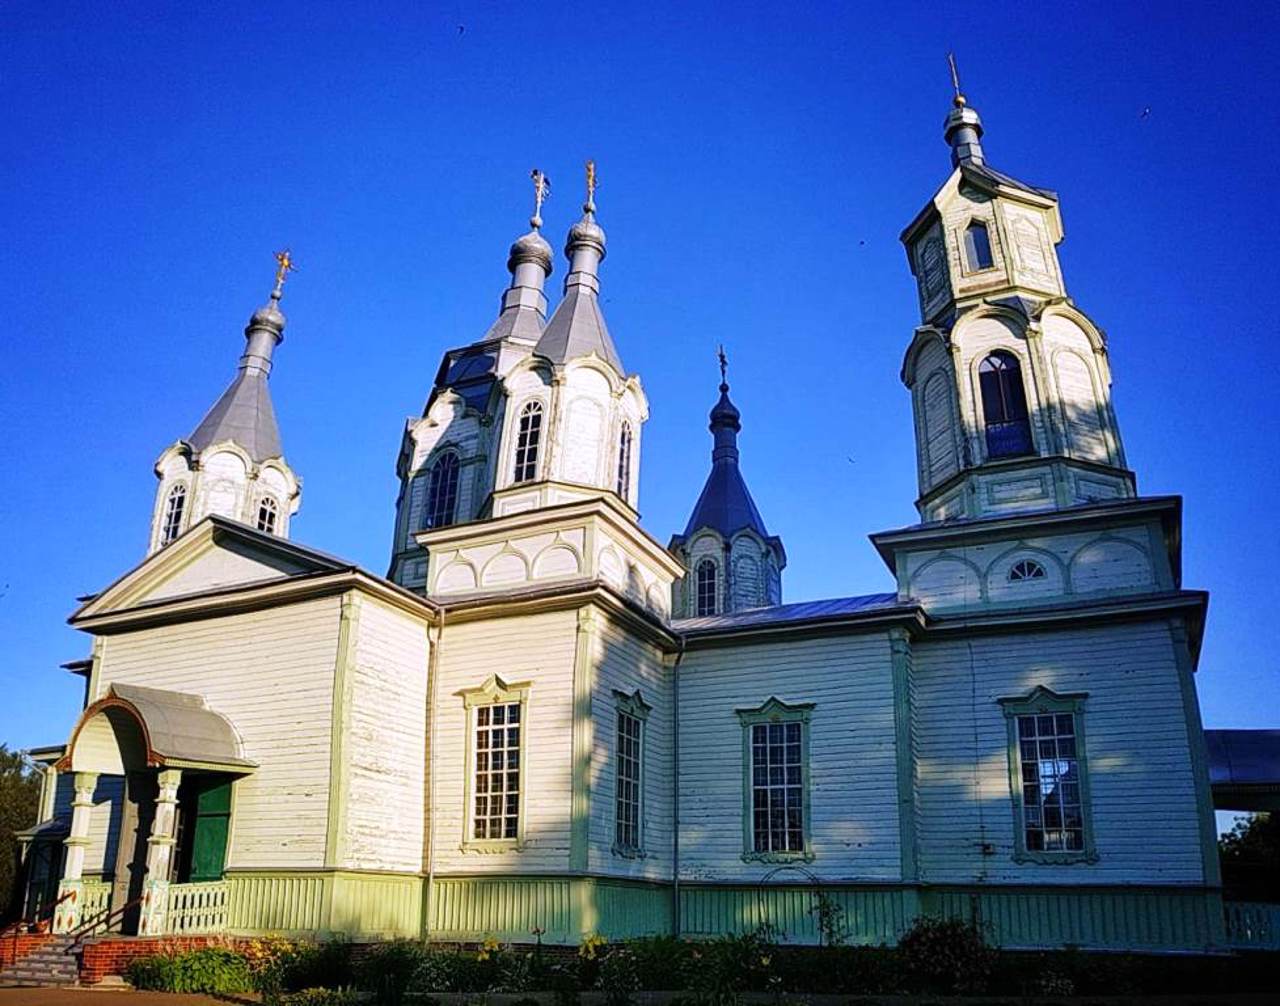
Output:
(718, 344), (728, 386)
(273, 248), (297, 293)
(585, 160), (597, 206)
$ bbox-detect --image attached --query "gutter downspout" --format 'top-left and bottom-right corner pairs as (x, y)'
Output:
(671, 635), (686, 938)
(423, 604), (445, 941)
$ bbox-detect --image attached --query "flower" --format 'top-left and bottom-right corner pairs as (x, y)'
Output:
(578, 933), (608, 961)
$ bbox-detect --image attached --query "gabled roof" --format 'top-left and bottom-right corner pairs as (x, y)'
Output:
(535, 285), (624, 373)
(962, 161), (1057, 202)
(188, 369), (283, 462)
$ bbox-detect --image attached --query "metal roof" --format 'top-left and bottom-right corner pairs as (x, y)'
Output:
(188, 369), (283, 462)
(105, 683), (255, 769)
(673, 592), (899, 633)
(535, 284), (624, 373)
(682, 459), (770, 540)
(1205, 729), (1280, 787)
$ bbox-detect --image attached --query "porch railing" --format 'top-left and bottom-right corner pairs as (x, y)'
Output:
(79, 880), (112, 935)
(1224, 901), (1280, 950)
(166, 880), (229, 935)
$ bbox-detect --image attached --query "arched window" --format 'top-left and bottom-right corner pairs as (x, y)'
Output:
(979, 351), (1033, 458)
(964, 220), (994, 271)
(256, 496), (279, 534)
(616, 422), (633, 500)
(512, 401), (543, 483)
(161, 484), (186, 545)
(695, 559), (718, 617)
(1009, 559), (1047, 582)
(423, 452), (461, 529)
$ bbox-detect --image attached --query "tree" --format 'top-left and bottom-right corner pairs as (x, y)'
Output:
(0, 744), (42, 920)
(1219, 813), (1280, 902)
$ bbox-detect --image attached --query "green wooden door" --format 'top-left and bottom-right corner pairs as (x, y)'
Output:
(189, 781), (232, 882)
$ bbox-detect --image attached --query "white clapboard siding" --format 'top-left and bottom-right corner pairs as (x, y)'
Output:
(678, 632), (902, 882)
(912, 621), (1203, 884)
(1056, 351), (1109, 462)
(83, 775), (124, 875)
(589, 615), (672, 879)
(95, 596), (343, 868)
(343, 596), (430, 872)
(146, 547), (309, 602)
(431, 610), (578, 874)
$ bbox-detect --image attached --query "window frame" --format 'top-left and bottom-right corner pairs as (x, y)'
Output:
(962, 218), (996, 273)
(612, 688), (651, 858)
(161, 483), (187, 545)
(256, 495), (279, 534)
(616, 422), (634, 501)
(423, 450), (461, 529)
(459, 674), (531, 853)
(998, 686), (1098, 865)
(736, 697), (815, 864)
(512, 400), (544, 484)
(978, 350), (1034, 459)
(695, 558), (718, 617)
(1008, 558), (1047, 582)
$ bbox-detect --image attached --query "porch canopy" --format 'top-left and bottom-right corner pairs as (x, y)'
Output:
(58, 683), (256, 775)
(1206, 729), (1280, 812)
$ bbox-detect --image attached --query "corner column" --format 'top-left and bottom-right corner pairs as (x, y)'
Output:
(138, 768), (183, 936)
(53, 771), (99, 933)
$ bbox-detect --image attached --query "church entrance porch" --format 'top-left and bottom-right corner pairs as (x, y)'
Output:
(49, 683), (252, 937)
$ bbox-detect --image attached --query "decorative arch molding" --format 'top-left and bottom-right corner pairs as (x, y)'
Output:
(562, 356), (625, 396)
(613, 687), (653, 721)
(1067, 535), (1155, 594)
(531, 542), (582, 579)
(900, 326), (952, 386)
(456, 673), (532, 709)
(480, 548), (530, 587)
(1037, 302), (1109, 356)
(908, 551), (987, 604)
(436, 558), (479, 593)
(951, 303), (1031, 343)
(985, 542), (1069, 600)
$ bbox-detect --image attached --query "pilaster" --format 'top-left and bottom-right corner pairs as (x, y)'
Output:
(569, 607), (598, 873)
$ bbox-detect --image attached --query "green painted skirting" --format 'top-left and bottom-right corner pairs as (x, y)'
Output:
(226, 870), (421, 939)
(679, 885), (915, 945)
(922, 886), (1226, 951)
(429, 876), (671, 944)
(225, 871), (1226, 952)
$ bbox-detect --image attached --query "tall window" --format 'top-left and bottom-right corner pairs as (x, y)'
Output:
(614, 691), (650, 854)
(616, 422), (633, 500)
(423, 452), (460, 529)
(512, 401), (543, 483)
(737, 698), (813, 861)
(473, 702), (521, 841)
(979, 351), (1033, 458)
(1000, 688), (1095, 864)
(256, 496), (279, 534)
(161, 484), (186, 545)
(695, 559), (718, 617)
(964, 220), (994, 271)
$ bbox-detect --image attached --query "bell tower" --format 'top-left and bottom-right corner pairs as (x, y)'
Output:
(149, 252), (301, 553)
(899, 67), (1134, 522)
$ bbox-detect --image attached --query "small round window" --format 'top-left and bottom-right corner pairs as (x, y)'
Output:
(1009, 559), (1047, 582)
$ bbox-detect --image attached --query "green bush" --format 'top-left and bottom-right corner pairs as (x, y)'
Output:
(597, 945), (640, 1005)
(279, 989), (360, 1006)
(897, 916), (995, 994)
(125, 946), (254, 995)
(624, 935), (695, 990)
(358, 940), (428, 1005)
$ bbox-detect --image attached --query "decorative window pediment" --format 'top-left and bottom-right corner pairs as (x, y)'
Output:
(998, 686), (1097, 865)
(736, 697), (815, 864)
(457, 674), (531, 709)
(613, 688), (652, 721)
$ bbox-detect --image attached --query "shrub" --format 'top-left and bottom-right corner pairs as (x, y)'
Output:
(125, 946), (254, 995)
(686, 928), (778, 1003)
(280, 989), (360, 1006)
(358, 940), (428, 1005)
(624, 935), (695, 990)
(598, 945), (640, 1005)
(897, 916), (995, 994)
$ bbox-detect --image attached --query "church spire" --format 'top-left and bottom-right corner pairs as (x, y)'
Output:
(943, 53), (985, 167)
(534, 160), (624, 373)
(188, 250), (294, 461)
(495, 170), (554, 331)
(670, 350), (785, 617)
(149, 251), (301, 553)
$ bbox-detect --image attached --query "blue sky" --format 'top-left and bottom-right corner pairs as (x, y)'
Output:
(3, 1), (1278, 782)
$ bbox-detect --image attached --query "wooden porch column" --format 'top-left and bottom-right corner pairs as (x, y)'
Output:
(138, 768), (182, 936)
(52, 771), (98, 933)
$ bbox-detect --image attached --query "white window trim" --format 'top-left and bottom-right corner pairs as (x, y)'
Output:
(458, 675), (531, 853)
(612, 688), (651, 858)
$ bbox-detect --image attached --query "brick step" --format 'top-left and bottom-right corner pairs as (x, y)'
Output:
(1, 936), (79, 986)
